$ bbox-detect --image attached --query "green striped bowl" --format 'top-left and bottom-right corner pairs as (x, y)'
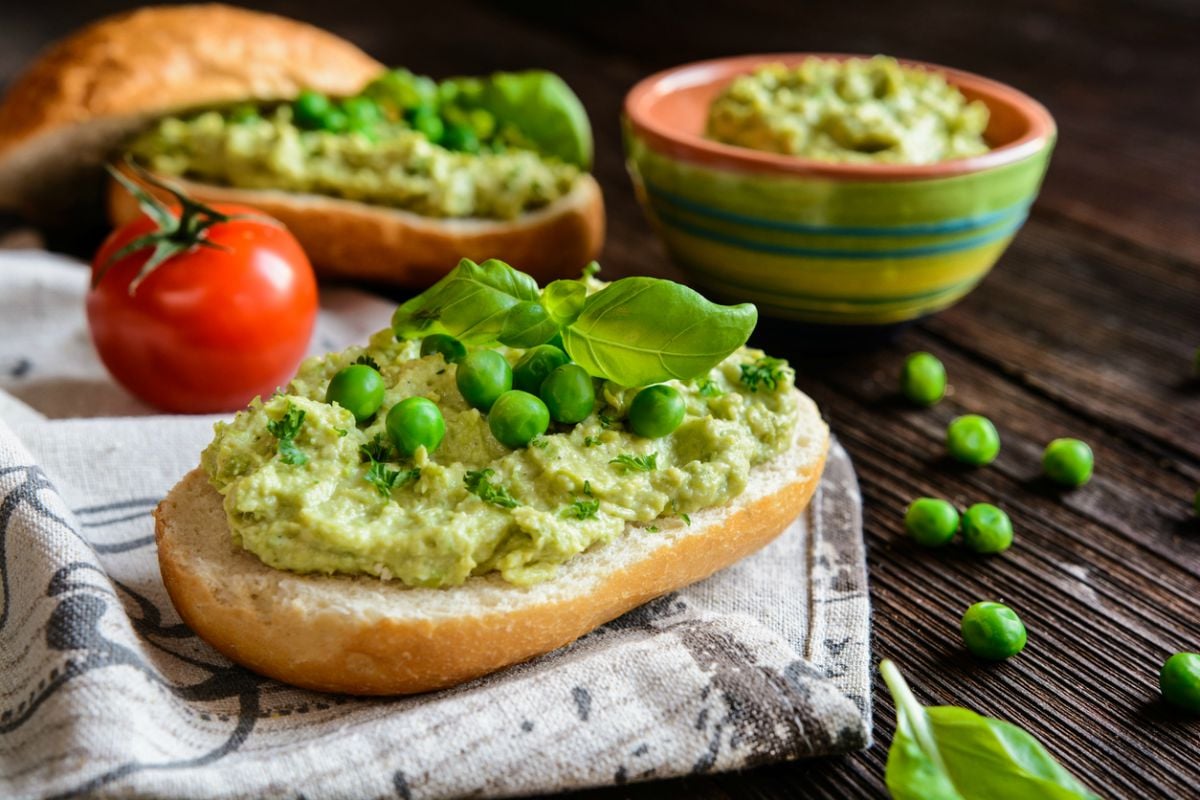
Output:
(623, 54), (1055, 326)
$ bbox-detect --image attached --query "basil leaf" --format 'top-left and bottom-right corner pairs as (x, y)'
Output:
(499, 301), (558, 348)
(881, 660), (1100, 800)
(561, 277), (757, 387)
(480, 71), (592, 168)
(541, 279), (588, 327)
(391, 258), (539, 344)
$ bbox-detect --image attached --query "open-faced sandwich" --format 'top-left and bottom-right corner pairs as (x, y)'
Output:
(155, 259), (829, 694)
(0, 4), (603, 283)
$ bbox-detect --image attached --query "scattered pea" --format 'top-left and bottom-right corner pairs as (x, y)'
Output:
(456, 350), (512, 411)
(386, 397), (445, 457)
(513, 344), (570, 395)
(540, 364), (595, 424)
(292, 90), (333, 130)
(1160, 652), (1200, 713)
(1042, 438), (1094, 487)
(904, 498), (959, 547)
(324, 364), (385, 423)
(947, 414), (1001, 466)
(901, 352), (946, 406)
(961, 503), (1013, 553)
(628, 384), (686, 439)
(961, 601), (1027, 660)
(488, 390), (550, 449)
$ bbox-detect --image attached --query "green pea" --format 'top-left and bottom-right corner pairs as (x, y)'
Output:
(293, 90), (333, 130)
(325, 364), (385, 423)
(420, 334), (466, 364)
(409, 105), (445, 143)
(323, 108), (349, 133)
(904, 498), (959, 547)
(342, 96), (382, 131)
(513, 344), (570, 395)
(488, 390), (550, 449)
(628, 384), (686, 439)
(1160, 652), (1200, 713)
(386, 396), (445, 456)
(441, 122), (480, 153)
(901, 352), (946, 406)
(961, 601), (1027, 660)
(540, 364), (595, 424)
(961, 503), (1013, 553)
(455, 350), (512, 411)
(946, 414), (1001, 466)
(1042, 438), (1094, 487)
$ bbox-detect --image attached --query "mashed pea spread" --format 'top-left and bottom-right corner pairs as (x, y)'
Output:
(706, 55), (990, 164)
(201, 331), (796, 588)
(127, 69), (588, 219)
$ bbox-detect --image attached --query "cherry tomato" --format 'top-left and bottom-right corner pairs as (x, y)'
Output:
(87, 202), (318, 413)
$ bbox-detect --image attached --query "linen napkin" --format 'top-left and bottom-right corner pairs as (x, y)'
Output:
(0, 251), (871, 799)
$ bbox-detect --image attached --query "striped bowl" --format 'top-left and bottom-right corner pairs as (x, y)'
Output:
(623, 54), (1055, 326)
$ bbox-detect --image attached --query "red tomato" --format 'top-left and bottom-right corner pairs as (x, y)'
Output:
(87, 204), (318, 413)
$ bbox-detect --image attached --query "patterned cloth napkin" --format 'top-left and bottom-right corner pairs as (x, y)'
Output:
(0, 252), (871, 799)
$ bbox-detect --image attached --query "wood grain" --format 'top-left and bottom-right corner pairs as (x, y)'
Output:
(1, 0), (1197, 797)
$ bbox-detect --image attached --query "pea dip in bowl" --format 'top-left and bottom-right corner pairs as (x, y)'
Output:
(623, 54), (1055, 327)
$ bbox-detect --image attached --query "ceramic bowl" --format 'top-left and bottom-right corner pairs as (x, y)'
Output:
(623, 53), (1055, 326)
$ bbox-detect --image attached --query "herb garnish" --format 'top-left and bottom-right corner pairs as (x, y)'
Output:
(391, 259), (756, 388)
(583, 480), (593, 496)
(563, 498), (600, 520)
(266, 403), (308, 465)
(739, 356), (786, 393)
(360, 433), (398, 463)
(531, 437), (550, 449)
(464, 468), (520, 508)
(880, 660), (1099, 799)
(365, 461), (420, 497)
(680, 512), (692, 526)
(354, 353), (381, 371)
(697, 378), (725, 398)
(598, 413), (618, 429)
(610, 452), (658, 473)
(647, 525), (660, 533)
(583, 435), (601, 447)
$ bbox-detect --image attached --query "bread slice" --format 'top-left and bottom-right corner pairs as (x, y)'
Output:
(107, 164), (606, 285)
(154, 390), (829, 695)
(0, 4), (383, 226)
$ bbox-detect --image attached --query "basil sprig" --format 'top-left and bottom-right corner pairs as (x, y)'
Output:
(881, 660), (1099, 800)
(392, 259), (757, 388)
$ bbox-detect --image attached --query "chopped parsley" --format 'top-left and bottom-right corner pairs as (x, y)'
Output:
(563, 498), (600, 520)
(266, 403), (308, 465)
(680, 512), (692, 526)
(464, 468), (520, 508)
(354, 353), (382, 371)
(365, 461), (419, 497)
(739, 356), (787, 393)
(334, 427), (349, 437)
(609, 452), (658, 473)
(599, 413), (619, 429)
(583, 480), (593, 497)
(531, 437), (550, 449)
(360, 433), (398, 463)
(697, 379), (725, 398)
(647, 525), (660, 533)
(584, 435), (601, 448)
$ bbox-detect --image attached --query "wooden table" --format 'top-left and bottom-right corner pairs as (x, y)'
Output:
(2, 1), (1197, 797)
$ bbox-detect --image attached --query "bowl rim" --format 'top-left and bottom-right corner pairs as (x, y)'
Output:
(623, 52), (1057, 180)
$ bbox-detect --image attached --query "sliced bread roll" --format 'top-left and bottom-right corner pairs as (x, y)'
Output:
(154, 390), (829, 695)
(0, 4), (383, 226)
(0, 4), (605, 282)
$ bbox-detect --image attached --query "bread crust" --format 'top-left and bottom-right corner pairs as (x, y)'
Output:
(107, 165), (607, 284)
(155, 415), (829, 695)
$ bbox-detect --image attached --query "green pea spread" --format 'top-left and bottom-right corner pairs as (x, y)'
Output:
(706, 55), (990, 164)
(126, 69), (588, 220)
(201, 331), (798, 588)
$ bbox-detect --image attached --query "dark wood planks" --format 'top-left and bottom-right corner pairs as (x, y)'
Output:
(1, 1), (1197, 797)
